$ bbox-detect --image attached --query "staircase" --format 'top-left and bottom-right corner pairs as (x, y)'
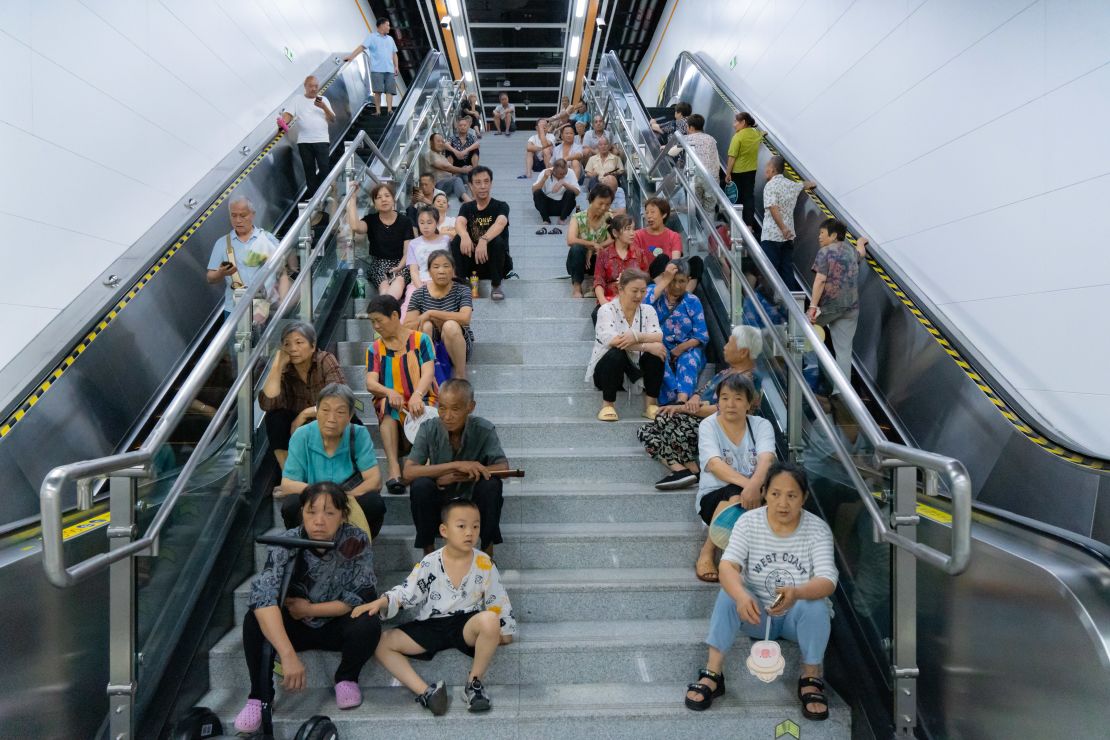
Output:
(198, 131), (850, 738)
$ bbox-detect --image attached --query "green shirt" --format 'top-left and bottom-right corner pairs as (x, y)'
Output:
(727, 128), (764, 173)
(409, 415), (508, 495)
(284, 421), (378, 485)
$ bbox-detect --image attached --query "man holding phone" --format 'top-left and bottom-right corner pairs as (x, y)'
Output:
(404, 379), (509, 557)
(281, 76), (336, 199)
(206, 196), (290, 319)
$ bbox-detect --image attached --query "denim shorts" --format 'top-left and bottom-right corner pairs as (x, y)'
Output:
(371, 71), (398, 95)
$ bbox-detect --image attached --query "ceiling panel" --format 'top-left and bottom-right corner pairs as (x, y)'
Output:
(466, 0), (571, 24)
(478, 72), (561, 88)
(475, 50), (566, 68)
(471, 27), (566, 48)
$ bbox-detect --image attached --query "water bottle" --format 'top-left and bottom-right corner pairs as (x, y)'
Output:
(337, 221), (354, 269)
(470, 272), (479, 298)
(354, 268), (368, 298)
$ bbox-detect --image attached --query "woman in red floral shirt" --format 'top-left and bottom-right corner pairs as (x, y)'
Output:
(592, 214), (651, 323)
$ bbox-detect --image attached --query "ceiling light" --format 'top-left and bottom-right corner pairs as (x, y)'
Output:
(565, 70), (575, 82)
(597, 17), (606, 27)
(575, 0), (588, 18)
(464, 71), (473, 82)
(569, 36), (580, 58)
(456, 36), (468, 58)
(440, 15), (450, 28)
(447, 0), (460, 17)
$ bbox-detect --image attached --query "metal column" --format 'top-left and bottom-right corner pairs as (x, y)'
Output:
(106, 475), (139, 740)
(785, 294), (806, 460)
(891, 464), (920, 735)
(297, 202), (313, 321)
(234, 295), (254, 488)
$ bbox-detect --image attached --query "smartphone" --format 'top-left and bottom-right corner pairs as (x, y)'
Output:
(769, 592), (786, 610)
(220, 261), (234, 270)
(489, 469), (525, 479)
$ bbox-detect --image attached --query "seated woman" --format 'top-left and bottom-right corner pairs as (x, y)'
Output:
(347, 182), (413, 301)
(638, 325), (765, 492)
(259, 322), (346, 468)
(425, 132), (473, 204)
(405, 206), (452, 290)
(432, 192), (457, 239)
(233, 482), (381, 733)
(635, 197), (704, 293)
(279, 384), (385, 538)
(593, 213), (651, 320)
(684, 463), (836, 722)
(365, 294), (438, 495)
(587, 269), (666, 422)
(555, 124), (588, 179)
(565, 184), (614, 298)
(694, 373), (776, 583)
(646, 260), (708, 405)
(404, 250), (474, 379)
(462, 93), (483, 134)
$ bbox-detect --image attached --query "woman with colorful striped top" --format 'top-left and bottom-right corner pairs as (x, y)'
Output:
(365, 294), (438, 495)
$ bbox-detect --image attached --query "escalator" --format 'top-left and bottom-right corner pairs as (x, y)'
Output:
(588, 51), (1110, 738)
(0, 49), (443, 740)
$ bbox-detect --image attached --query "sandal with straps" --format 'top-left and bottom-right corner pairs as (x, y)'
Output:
(684, 668), (725, 711)
(797, 676), (830, 721)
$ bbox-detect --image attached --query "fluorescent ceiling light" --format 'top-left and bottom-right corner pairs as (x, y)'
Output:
(575, 0), (588, 18)
(569, 36), (580, 58)
(565, 70), (575, 82)
(447, 0), (460, 16)
(457, 36), (468, 58)
(464, 71), (473, 82)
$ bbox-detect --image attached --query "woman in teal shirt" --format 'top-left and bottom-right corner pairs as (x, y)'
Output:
(279, 384), (385, 537)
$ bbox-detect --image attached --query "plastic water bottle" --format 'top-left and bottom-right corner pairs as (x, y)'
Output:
(354, 268), (368, 298)
(470, 272), (479, 298)
(336, 221), (354, 269)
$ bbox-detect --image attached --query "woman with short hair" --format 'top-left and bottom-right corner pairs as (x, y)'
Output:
(646, 259), (708, 405)
(565, 184), (614, 298)
(404, 250), (474, 379)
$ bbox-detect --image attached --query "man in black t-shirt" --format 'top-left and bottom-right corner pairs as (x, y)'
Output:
(453, 166), (511, 300)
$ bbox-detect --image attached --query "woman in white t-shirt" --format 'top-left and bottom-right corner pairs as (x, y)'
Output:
(694, 373), (776, 582)
(432, 193), (456, 239)
(555, 124), (587, 179)
(405, 206), (451, 287)
(684, 462), (836, 722)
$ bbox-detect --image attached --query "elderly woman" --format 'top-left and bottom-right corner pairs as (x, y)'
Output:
(635, 197), (704, 293)
(587, 269), (666, 422)
(365, 294), (438, 495)
(684, 463), (836, 722)
(638, 325), (765, 492)
(233, 482), (381, 733)
(259, 322), (346, 468)
(279, 383), (384, 538)
(404, 250), (474, 379)
(566, 184), (614, 298)
(646, 260), (709, 405)
(347, 182), (413, 300)
(425, 132), (472, 203)
(555, 124), (588, 179)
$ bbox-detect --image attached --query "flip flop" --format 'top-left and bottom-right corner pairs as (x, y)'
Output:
(597, 407), (619, 422)
(535, 227), (549, 235)
(517, 174), (530, 179)
(695, 555), (719, 583)
(549, 227), (563, 235)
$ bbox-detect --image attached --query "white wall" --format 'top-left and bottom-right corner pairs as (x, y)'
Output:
(636, 0), (1110, 456)
(0, 0), (372, 375)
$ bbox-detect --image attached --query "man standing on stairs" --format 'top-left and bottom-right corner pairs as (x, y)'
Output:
(345, 16), (399, 116)
(281, 76), (335, 200)
(453, 166), (511, 301)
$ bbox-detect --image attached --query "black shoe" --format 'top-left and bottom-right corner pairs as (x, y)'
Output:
(462, 677), (491, 712)
(386, 478), (406, 495)
(655, 470), (699, 490)
(415, 680), (448, 715)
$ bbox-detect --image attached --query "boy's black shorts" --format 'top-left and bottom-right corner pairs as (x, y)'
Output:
(399, 612), (480, 660)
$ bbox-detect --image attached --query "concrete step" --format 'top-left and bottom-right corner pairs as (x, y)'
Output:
(339, 340), (594, 366)
(343, 317), (593, 343)
(343, 363), (605, 394)
(235, 566), (718, 626)
(199, 679), (849, 739)
(365, 417), (644, 449)
(350, 390), (652, 426)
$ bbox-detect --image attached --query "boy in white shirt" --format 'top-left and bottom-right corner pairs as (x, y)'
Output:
(353, 499), (516, 714)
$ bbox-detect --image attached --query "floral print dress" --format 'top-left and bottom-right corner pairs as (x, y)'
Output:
(646, 284), (708, 404)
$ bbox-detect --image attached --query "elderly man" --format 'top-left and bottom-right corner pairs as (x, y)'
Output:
(581, 115), (608, 156)
(281, 76), (336, 199)
(407, 173), (446, 222)
(583, 137), (624, 193)
(675, 114), (720, 215)
(532, 158), (580, 227)
(345, 16), (400, 115)
(762, 154), (817, 290)
(600, 175), (627, 215)
(404, 379), (509, 556)
(447, 115), (481, 169)
(207, 197), (291, 319)
(491, 92), (515, 136)
(521, 119), (555, 179)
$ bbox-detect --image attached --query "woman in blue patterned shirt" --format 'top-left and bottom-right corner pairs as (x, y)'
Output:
(646, 259), (709, 405)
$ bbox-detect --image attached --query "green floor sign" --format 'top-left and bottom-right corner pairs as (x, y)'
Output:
(775, 719), (801, 738)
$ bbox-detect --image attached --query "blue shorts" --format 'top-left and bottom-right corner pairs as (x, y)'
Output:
(371, 71), (398, 95)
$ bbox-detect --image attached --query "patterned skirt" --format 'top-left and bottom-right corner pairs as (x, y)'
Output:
(636, 412), (701, 466)
(368, 257), (411, 288)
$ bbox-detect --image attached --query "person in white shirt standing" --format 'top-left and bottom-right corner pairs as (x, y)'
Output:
(281, 76), (335, 200)
(491, 93), (516, 136)
(761, 154), (816, 290)
(346, 17), (400, 115)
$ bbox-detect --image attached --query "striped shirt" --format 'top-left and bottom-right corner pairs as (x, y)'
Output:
(406, 283), (475, 350)
(366, 331), (438, 422)
(721, 508), (838, 608)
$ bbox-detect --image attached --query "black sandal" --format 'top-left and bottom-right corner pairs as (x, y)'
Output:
(684, 668), (724, 711)
(386, 478), (406, 495)
(535, 226), (549, 235)
(797, 677), (830, 721)
(549, 226), (563, 234)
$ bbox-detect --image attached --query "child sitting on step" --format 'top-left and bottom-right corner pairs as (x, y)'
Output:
(351, 499), (516, 714)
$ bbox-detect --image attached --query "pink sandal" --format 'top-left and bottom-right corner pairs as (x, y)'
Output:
(234, 698), (262, 733)
(335, 680), (363, 710)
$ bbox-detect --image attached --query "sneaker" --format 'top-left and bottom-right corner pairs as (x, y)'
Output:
(415, 680), (448, 716)
(655, 470), (699, 490)
(233, 699), (262, 733)
(462, 677), (492, 712)
(335, 680), (362, 710)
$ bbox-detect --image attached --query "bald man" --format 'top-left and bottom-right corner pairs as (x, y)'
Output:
(282, 76), (336, 199)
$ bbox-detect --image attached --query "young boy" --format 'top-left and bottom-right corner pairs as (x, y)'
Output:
(352, 499), (516, 714)
(806, 218), (868, 392)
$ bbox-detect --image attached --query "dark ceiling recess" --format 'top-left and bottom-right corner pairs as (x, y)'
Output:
(603, 0), (668, 74)
(372, 0), (435, 86)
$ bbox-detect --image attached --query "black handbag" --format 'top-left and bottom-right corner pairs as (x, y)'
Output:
(339, 426), (363, 492)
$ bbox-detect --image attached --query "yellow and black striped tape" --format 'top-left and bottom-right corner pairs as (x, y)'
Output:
(693, 72), (1104, 472)
(0, 74), (343, 443)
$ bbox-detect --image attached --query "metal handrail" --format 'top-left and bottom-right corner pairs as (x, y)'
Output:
(39, 60), (458, 588)
(594, 52), (971, 575)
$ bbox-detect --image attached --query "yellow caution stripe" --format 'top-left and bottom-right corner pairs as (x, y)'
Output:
(61, 513), (111, 541)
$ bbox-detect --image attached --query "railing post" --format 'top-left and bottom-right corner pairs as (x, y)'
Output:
(891, 464), (920, 735)
(297, 203), (313, 321)
(106, 474), (138, 740)
(234, 294), (254, 488)
(786, 293), (807, 460)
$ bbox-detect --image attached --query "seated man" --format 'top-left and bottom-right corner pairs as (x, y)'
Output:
(404, 378), (508, 556)
(583, 137), (624, 193)
(453, 166), (511, 301)
(581, 115), (608, 157)
(532, 158), (580, 228)
(353, 498), (515, 714)
(407, 173), (446, 222)
(521, 119), (555, 179)
(600, 174), (627, 215)
(491, 92), (516, 136)
(446, 115), (481, 169)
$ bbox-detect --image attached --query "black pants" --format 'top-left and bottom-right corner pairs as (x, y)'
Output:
(734, 170), (758, 235)
(243, 604), (381, 699)
(592, 347), (664, 403)
(281, 490), (386, 539)
(566, 244), (594, 285)
(534, 190), (576, 223)
(297, 142), (330, 199)
(648, 254), (704, 283)
(762, 239), (798, 290)
(409, 476), (504, 549)
(451, 233), (509, 286)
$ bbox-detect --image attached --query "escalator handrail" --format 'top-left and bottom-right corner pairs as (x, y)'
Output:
(591, 51), (971, 575)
